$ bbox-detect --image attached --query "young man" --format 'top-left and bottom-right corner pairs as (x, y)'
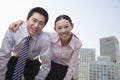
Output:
(0, 7), (51, 80)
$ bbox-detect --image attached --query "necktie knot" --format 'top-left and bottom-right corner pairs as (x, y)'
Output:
(26, 36), (32, 41)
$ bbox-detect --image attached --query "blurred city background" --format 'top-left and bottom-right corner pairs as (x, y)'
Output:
(0, 0), (120, 80)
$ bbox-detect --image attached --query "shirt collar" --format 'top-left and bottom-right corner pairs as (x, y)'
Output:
(53, 33), (75, 50)
(19, 23), (29, 39)
(68, 34), (76, 50)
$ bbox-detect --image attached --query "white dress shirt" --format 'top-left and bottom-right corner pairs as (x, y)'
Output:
(0, 23), (51, 80)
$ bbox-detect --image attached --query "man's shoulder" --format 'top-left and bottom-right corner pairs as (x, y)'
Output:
(17, 23), (26, 31)
(38, 31), (50, 41)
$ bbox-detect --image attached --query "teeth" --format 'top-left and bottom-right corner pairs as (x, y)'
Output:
(31, 27), (37, 32)
(62, 34), (67, 37)
(32, 29), (37, 33)
(33, 29), (37, 31)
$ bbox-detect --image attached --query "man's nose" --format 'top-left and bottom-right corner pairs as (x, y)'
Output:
(34, 22), (39, 28)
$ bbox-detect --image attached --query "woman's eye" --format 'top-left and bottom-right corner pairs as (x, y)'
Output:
(57, 27), (61, 29)
(58, 28), (61, 29)
(65, 26), (68, 28)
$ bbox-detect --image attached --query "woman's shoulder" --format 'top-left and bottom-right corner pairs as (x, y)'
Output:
(48, 32), (57, 36)
(72, 34), (82, 48)
(47, 32), (58, 40)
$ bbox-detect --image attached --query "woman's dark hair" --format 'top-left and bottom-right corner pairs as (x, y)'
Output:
(27, 7), (49, 25)
(54, 14), (72, 26)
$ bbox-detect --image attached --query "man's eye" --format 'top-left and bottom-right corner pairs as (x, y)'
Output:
(39, 22), (44, 26)
(32, 19), (37, 23)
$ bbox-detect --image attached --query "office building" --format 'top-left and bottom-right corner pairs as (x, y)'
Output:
(79, 48), (95, 80)
(100, 36), (119, 63)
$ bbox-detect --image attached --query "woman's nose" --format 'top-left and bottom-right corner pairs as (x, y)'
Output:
(61, 28), (65, 32)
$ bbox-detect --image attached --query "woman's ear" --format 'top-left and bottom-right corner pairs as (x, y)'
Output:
(54, 27), (56, 31)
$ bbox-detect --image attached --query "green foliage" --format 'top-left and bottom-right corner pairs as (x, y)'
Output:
(22, 76), (24, 80)
(73, 77), (79, 80)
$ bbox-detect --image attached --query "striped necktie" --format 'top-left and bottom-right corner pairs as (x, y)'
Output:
(12, 36), (31, 80)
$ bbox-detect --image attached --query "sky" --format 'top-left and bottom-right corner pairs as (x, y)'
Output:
(0, 0), (120, 57)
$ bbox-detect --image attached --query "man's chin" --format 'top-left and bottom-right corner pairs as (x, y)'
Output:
(29, 32), (37, 36)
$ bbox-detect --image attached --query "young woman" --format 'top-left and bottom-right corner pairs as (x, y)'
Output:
(9, 14), (82, 80)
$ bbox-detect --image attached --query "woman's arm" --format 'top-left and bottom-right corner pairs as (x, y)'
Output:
(9, 20), (24, 32)
(64, 39), (82, 80)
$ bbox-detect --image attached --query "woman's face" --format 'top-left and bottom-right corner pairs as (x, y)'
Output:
(54, 19), (73, 41)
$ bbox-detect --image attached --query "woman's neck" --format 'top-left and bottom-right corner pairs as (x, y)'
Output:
(61, 34), (72, 47)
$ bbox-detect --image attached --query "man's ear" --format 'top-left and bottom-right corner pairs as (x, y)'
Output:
(26, 18), (28, 23)
(71, 23), (74, 30)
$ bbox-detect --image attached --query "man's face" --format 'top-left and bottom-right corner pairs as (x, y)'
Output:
(26, 12), (45, 36)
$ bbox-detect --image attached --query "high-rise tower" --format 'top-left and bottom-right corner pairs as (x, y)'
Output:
(100, 36), (119, 63)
